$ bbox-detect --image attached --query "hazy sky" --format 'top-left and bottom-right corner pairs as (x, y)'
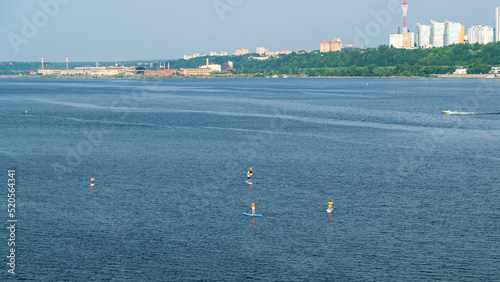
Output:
(1, 0), (498, 62)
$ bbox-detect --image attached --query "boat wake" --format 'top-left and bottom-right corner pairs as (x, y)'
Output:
(443, 111), (500, 115)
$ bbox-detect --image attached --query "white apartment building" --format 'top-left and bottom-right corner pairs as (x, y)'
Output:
(416, 23), (430, 47)
(468, 25), (494, 44)
(444, 21), (463, 46)
(389, 32), (414, 49)
(496, 7), (500, 41)
(430, 20), (445, 47)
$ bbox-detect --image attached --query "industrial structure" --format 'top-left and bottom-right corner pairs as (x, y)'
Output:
(38, 66), (136, 76)
(179, 68), (213, 76)
(38, 57), (141, 76)
(199, 58), (222, 72)
(389, 1), (415, 49)
(402, 0), (409, 33)
(143, 66), (178, 76)
(36, 57), (235, 77)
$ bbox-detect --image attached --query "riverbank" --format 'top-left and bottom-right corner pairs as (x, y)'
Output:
(436, 74), (498, 79)
(1, 74), (498, 79)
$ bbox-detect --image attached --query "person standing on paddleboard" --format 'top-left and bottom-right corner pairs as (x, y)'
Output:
(252, 202), (256, 215)
(247, 167), (253, 182)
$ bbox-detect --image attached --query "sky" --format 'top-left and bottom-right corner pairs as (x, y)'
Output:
(0, 0), (499, 62)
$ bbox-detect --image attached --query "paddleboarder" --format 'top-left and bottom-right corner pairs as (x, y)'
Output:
(246, 171), (252, 184)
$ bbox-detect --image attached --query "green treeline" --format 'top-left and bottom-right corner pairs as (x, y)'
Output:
(166, 43), (499, 76)
(3, 42), (500, 77)
(236, 43), (499, 76)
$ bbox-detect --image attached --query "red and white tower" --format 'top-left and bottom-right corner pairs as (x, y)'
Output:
(41, 57), (44, 70)
(66, 56), (68, 70)
(402, 0), (409, 34)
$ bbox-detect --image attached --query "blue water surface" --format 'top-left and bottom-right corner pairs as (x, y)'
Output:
(0, 77), (499, 280)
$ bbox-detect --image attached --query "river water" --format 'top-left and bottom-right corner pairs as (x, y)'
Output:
(0, 78), (499, 280)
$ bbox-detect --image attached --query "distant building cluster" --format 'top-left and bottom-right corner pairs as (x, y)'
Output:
(256, 47), (268, 55)
(248, 47), (293, 60)
(183, 46), (296, 62)
(320, 38), (342, 53)
(184, 51), (228, 60)
(390, 2), (500, 49)
(234, 48), (250, 56)
(37, 56), (236, 77)
(415, 20), (464, 48)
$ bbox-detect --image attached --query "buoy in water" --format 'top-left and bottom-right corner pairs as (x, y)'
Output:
(25, 110), (28, 114)
(366, 83), (369, 86)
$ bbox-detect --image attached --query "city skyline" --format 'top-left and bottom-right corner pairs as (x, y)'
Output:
(1, 0), (499, 62)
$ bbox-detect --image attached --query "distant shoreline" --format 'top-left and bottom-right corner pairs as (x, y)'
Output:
(1, 74), (498, 80)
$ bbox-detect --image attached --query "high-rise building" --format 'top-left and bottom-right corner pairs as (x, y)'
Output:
(390, 34), (403, 48)
(496, 7), (500, 41)
(320, 39), (342, 52)
(402, 32), (414, 49)
(234, 49), (250, 56)
(468, 25), (494, 44)
(390, 33), (414, 49)
(331, 38), (342, 52)
(416, 23), (430, 47)
(444, 21), (464, 46)
(256, 47), (268, 55)
(320, 41), (331, 52)
(430, 20), (445, 47)
(460, 25), (465, 44)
